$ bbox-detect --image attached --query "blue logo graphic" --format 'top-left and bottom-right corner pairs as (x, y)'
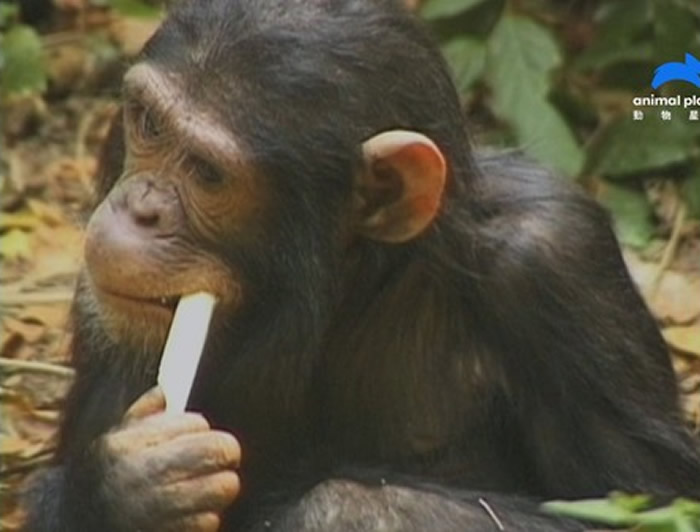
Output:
(652, 53), (700, 89)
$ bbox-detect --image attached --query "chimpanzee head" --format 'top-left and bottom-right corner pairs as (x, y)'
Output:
(81, 0), (471, 355)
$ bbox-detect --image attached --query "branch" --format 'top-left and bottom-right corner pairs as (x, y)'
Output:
(0, 357), (74, 378)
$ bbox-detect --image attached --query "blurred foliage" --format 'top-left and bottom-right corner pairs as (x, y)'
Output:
(0, 0), (159, 99)
(597, 181), (656, 249)
(102, 0), (161, 18)
(0, 4), (47, 98)
(544, 493), (700, 531)
(0, 25), (46, 96)
(421, 0), (700, 245)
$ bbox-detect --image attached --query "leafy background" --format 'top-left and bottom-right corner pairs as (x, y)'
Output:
(420, 0), (700, 249)
(1, 0), (700, 530)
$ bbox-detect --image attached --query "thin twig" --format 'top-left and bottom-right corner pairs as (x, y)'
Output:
(75, 109), (96, 192)
(41, 32), (85, 48)
(0, 450), (55, 478)
(651, 202), (687, 297)
(478, 497), (505, 531)
(0, 290), (74, 306)
(0, 357), (74, 378)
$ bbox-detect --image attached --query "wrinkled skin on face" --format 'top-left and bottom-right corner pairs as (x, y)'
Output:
(83, 64), (255, 353)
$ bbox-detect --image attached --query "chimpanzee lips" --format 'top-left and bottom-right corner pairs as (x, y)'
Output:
(150, 295), (180, 310)
(95, 286), (180, 312)
(123, 294), (179, 311)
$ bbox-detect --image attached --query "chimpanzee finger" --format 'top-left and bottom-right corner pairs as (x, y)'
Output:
(161, 512), (221, 532)
(124, 386), (166, 420)
(158, 471), (240, 515)
(106, 412), (210, 453)
(134, 430), (241, 482)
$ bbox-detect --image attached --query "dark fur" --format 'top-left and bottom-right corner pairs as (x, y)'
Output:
(23, 0), (700, 530)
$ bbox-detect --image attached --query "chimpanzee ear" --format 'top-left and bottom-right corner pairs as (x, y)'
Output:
(357, 130), (446, 243)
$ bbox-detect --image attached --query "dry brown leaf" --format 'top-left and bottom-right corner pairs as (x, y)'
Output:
(47, 333), (73, 364)
(3, 318), (46, 344)
(110, 16), (162, 56)
(0, 435), (31, 457)
(672, 354), (690, 374)
(663, 325), (700, 357)
(31, 410), (60, 423)
(680, 373), (700, 394)
(0, 506), (27, 532)
(46, 44), (90, 95)
(625, 252), (700, 324)
(26, 199), (65, 226)
(31, 224), (84, 282)
(0, 328), (23, 359)
(19, 306), (70, 329)
(11, 343), (40, 362)
(3, 375), (23, 389)
(19, 440), (49, 459)
(0, 212), (41, 231)
(682, 391), (700, 432)
(0, 230), (32, 261)
(12, 415), (60, 446)
(1, 335), (26, 360)
(45, 158), (92, 203)
(53, 0), (88, 9)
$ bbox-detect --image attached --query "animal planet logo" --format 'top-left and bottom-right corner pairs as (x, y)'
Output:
(652, 52), (700, 89)
(632, 53), (700, 110)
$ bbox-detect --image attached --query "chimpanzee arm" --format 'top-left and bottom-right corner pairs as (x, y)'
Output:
(22, 314), (240, 532)
(474, 167), (700, 497)
(22, 355), (137, 532)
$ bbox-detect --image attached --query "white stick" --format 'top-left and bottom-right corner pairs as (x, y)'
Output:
(157, 292), (217, 413)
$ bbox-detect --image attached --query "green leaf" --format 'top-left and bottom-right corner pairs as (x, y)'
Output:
(595, 0), (653, 41)
(0, 3), (18, 27)
(653, 0), (697, 60)
(610, 493), (653, 513)
(110, 0), (162, 18)
(487, 14), (560, 96)
(427, 0), (504, 41)
(672, 0), (700, 17)
(672, 498), (700, 520)
(575, 44), (655, 71)
(546, 496), (700, 530)
(420, 0), (490, 20)
(485, 15), (583, 177)
(542, 498), (636, 525)
(597, 181), (656, 248)
(0, 25), (46, 98)
(575, 0), (654, 70)
(682, 168), (700, 219)
(587, 114), (699, 178)
(508, 95), (584, 178)
(441, 38), (486, 93)
(633, 505), (697, 530)
(0, 229), (32, 261)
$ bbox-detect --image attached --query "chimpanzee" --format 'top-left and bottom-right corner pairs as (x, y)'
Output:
(23, 0), (700, 531)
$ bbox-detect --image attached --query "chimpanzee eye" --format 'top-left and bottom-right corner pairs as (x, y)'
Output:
(128, 100), (163, 142)
(138, 107), (162, 140)
(192, 155), (224, 185)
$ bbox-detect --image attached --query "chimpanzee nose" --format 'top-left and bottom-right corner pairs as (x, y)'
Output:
(127, 179), (161, 227)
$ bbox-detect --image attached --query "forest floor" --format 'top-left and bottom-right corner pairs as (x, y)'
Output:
(1, 14), (700, 532)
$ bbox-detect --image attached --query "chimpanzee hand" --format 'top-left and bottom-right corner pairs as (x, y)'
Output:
(93, 387), (241, 532)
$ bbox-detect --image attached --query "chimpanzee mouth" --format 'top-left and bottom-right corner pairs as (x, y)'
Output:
(95, 287), (180, 313)
(148, 295), (180, 310)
